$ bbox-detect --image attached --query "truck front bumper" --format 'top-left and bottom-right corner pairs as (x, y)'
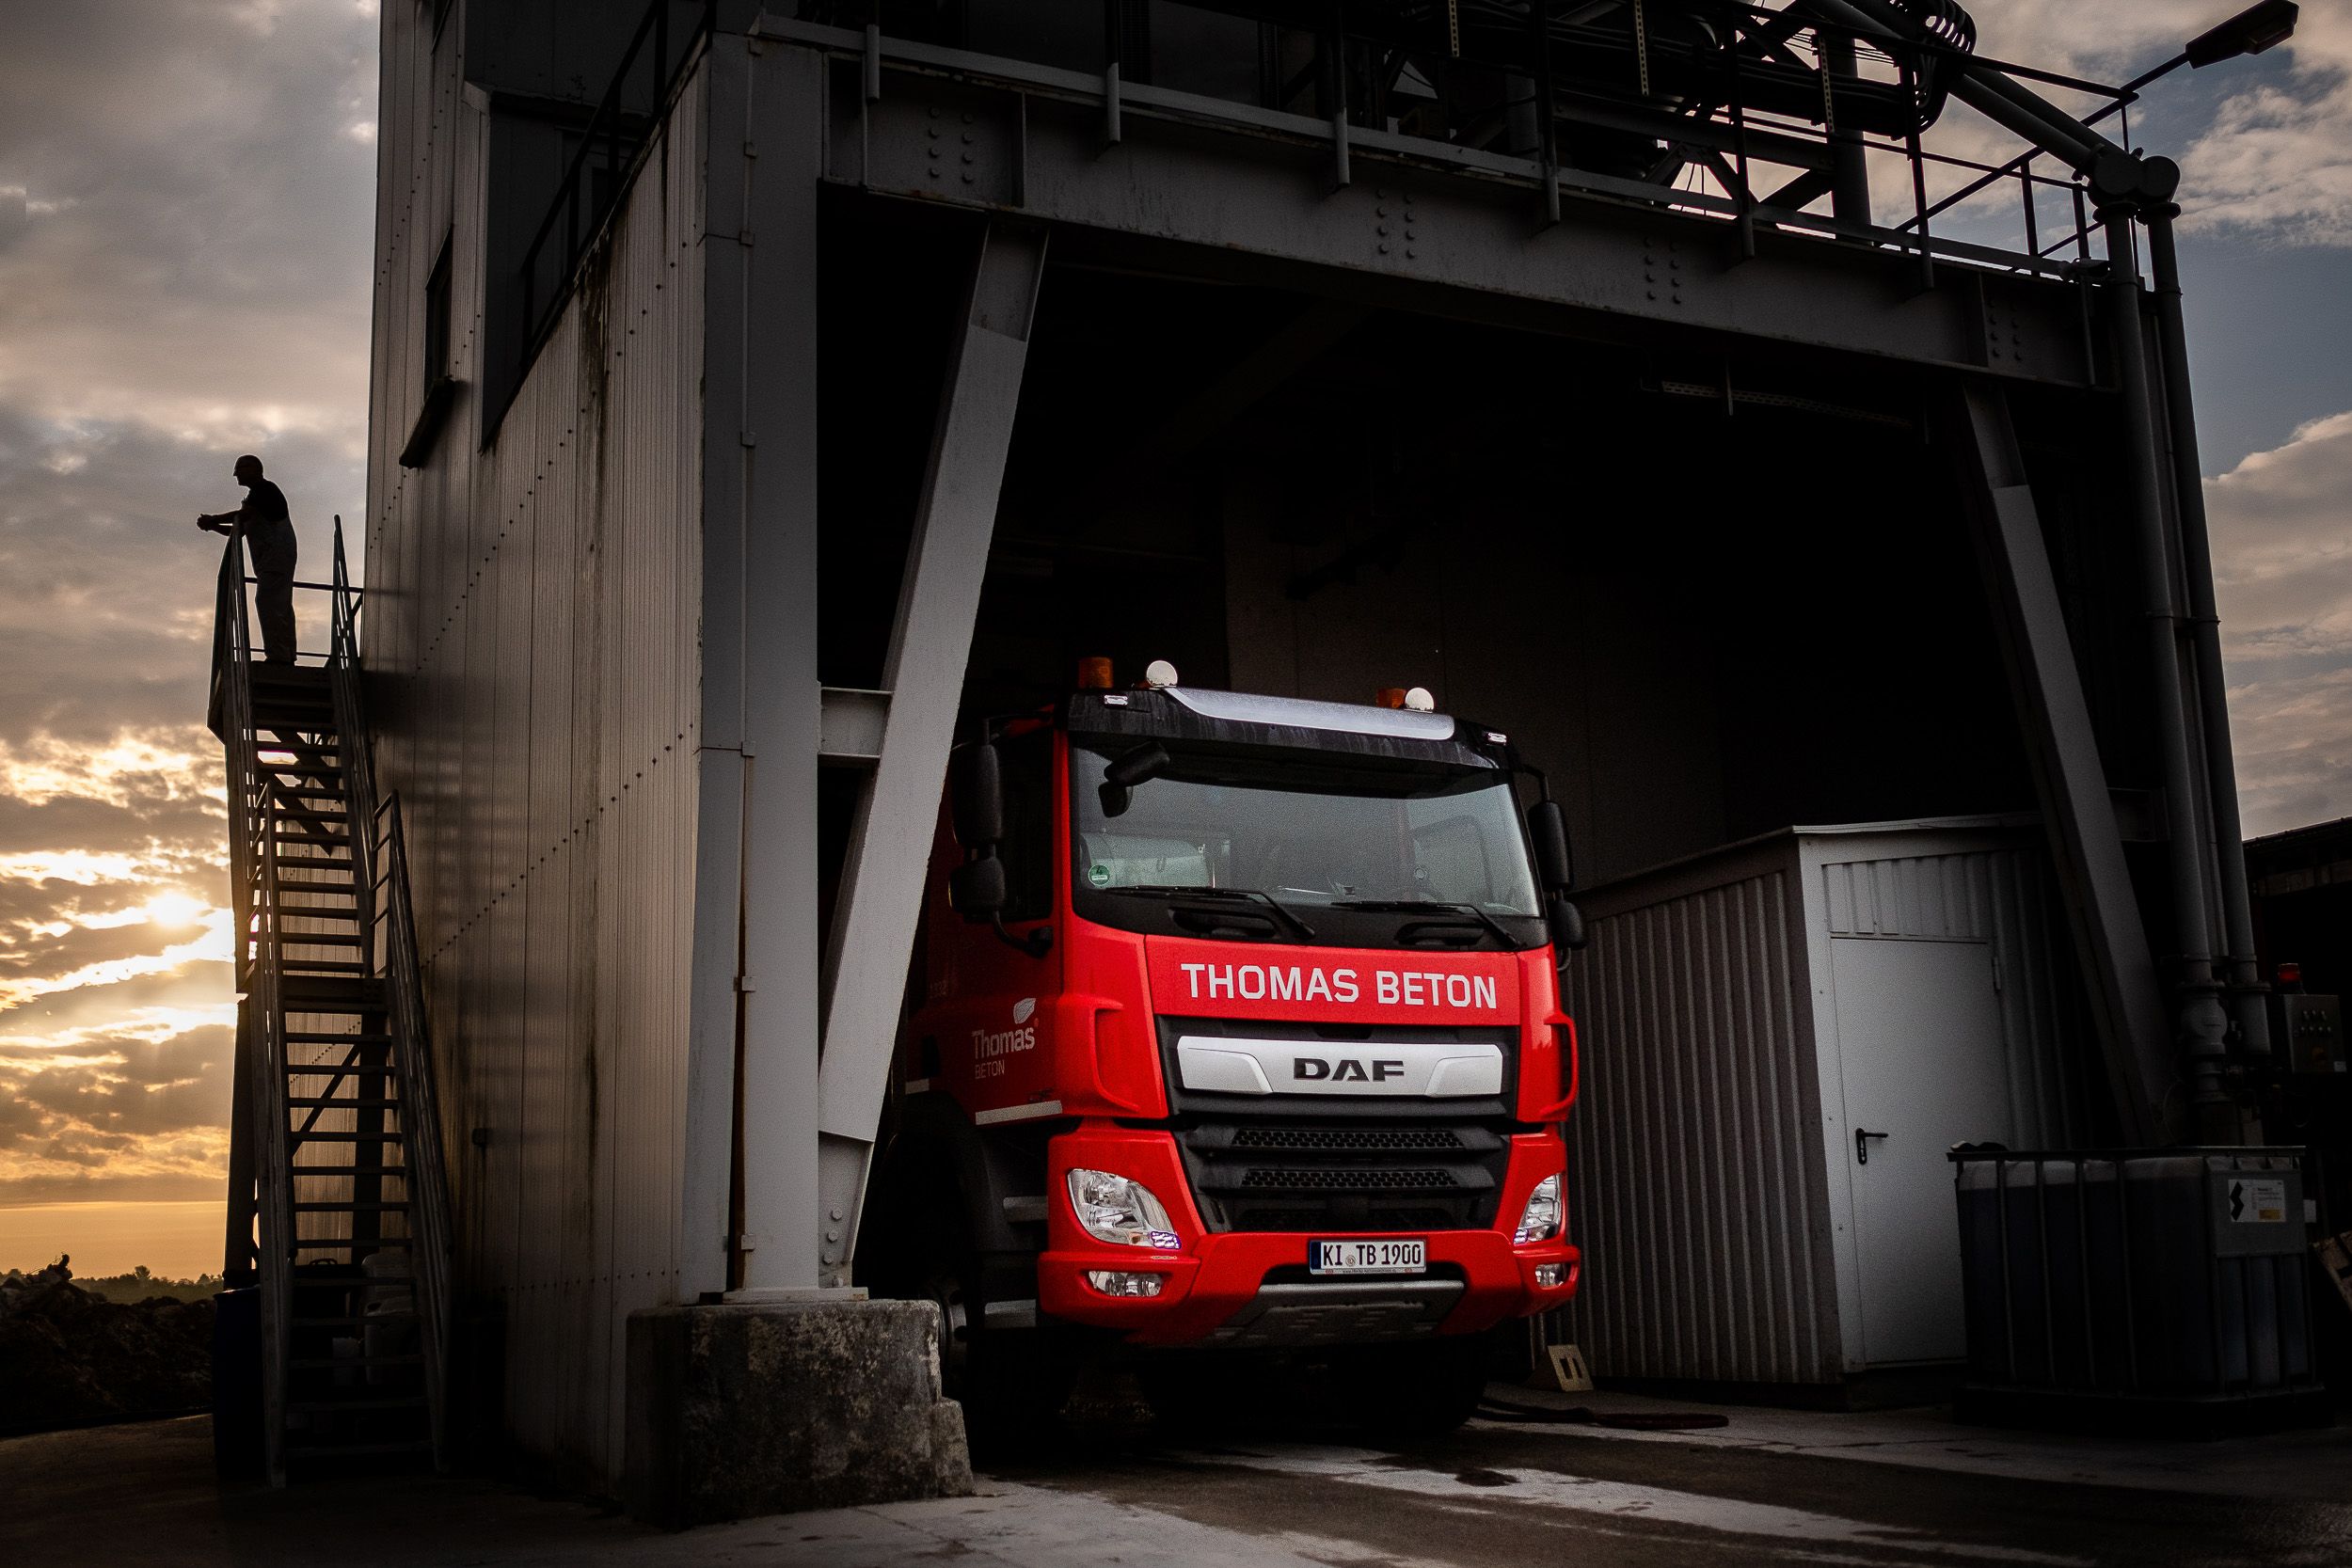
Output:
(1036, 1125), (1580, 1346)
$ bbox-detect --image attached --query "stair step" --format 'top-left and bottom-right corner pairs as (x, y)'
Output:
(290, 1354), (424, 1370)
(281, 961), (370, 975)
(282, 1440), (435, 1460)
(274, 933), (363, 946)
(290, 1131), (406, 1143)
(289, 1240), (410, 1252)
(289, 1165), (408, 1178)
(284, 1032), (391, 1045)
(286, 1096), (401, 1108)
(293, 1200), (410, 1212)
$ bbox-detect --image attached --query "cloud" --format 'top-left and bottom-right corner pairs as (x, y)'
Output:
(0, 0), (373, 1207)
(0, 1020), (233, 1203)
(0, 1), (379, 443)
(2209, 410), (2352, 835)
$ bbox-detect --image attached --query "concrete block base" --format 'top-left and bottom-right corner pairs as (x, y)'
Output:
(625, 1297), (971, 1527)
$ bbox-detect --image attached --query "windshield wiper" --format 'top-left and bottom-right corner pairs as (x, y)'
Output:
(1330, 897), (1513, 944)
(1107, 884), (1317, 941)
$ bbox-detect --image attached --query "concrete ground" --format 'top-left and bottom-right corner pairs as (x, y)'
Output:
(7, 1386), (2350, 1568)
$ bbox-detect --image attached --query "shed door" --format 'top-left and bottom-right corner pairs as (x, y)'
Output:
(1831, 937), (2012, 1366)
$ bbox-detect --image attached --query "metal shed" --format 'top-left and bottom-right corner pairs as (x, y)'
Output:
(1548, 817), (2097, 1392)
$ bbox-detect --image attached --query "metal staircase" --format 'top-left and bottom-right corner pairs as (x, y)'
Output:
(213, 521), (453, 1481)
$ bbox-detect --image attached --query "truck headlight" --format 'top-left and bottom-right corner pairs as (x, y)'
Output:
(1515, 1173), (1563, 1245)
(1066, 1167), (1177, 1247)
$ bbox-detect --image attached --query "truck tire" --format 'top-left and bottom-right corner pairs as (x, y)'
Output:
(1341, 1335), (1487, 1442)
(902, 1210), (1074, 1455)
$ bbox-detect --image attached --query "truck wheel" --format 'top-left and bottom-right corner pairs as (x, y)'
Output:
(1342, 1336), (1487, 1443)
(912, 1238), (1074, 1455)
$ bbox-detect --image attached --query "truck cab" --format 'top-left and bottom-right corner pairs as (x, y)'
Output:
(864, 668), (1583, 1437)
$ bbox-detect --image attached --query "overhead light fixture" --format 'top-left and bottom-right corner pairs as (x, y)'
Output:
(2185, 0), (2297, 68)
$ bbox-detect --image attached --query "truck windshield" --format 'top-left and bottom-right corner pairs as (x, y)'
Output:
(1070, 743), (1543, 918)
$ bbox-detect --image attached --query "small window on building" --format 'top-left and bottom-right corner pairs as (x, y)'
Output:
(401, 234), (459, 469)
(423, 236), (453, 393)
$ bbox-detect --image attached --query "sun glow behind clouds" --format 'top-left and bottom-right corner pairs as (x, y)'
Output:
(0, 906), (234, 1012)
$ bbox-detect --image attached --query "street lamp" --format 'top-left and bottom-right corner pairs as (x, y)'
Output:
(2120, 1), (2299, 94)
(2185, 0), (2299, 68)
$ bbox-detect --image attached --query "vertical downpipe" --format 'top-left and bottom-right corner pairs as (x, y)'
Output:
(2144, 209), (2272, 1070)
(2102, 210), (2230, 1141)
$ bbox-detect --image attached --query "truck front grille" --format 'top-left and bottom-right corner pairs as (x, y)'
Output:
(1174, 1120), (1508, 1233)
(1158, 1016), (1518, 1234)
(1239, 1166), (1460, 1191)
(1231, 1126), (1464, 1153)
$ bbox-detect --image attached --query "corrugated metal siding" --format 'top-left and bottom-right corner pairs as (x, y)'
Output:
(1550, 862), (1842, 1385)
(360, 7), (708, 1484)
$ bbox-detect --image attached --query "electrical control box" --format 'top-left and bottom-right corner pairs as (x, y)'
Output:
(2271, 992), (2345, 1075)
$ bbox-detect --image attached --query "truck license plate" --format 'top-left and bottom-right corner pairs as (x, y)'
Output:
(1310, 1239), (1426, 1275)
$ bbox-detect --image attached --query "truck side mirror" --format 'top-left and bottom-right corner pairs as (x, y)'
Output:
(1097, 741), (1169, 820)
(949, 856), (1007, 922)
(1548, 895), (1588, 958)
(1530, 799), (1574, 893)
(951, 743), (1005, 848)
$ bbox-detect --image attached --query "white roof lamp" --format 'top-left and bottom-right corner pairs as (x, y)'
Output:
(1403, 687), (1436, 712)
(1144, 659), (1180, 689)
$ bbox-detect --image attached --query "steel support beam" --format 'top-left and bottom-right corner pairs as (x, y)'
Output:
(814, 218), (1050, 1286)
(1818, 32), (1870, 226)
(1950, 383), (2169, 1145)
(767, 23), (2092, 385)
(698, 39), (829, 1297)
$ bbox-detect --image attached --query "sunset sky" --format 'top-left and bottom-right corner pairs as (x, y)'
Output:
(3, 0), (2352, 1278)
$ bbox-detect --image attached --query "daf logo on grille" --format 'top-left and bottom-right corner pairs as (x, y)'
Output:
(1294, 1056), (1406, 1084)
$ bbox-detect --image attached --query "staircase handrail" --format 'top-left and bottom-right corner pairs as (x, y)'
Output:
(250, 778), (295, 1483)
(370, 792), (454, 1465)
(326, 519), (454, 1469)
(212, 532), (294, 1479)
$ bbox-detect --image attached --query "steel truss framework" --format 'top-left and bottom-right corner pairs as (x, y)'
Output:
(668, 8), (2265, 1293)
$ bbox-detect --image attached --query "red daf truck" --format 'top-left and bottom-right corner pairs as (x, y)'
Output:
(863, 664), (1585, 1437)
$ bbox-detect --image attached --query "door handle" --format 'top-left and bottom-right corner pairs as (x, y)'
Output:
(1855, 1129), (1888, 1165)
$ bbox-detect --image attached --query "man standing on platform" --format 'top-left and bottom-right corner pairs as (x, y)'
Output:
(199, 454), (299, 663)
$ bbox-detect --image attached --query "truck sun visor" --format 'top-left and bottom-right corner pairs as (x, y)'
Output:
(1166, 686), (1457, 742)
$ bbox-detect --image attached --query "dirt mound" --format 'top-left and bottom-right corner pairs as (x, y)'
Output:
(0, 1276), (214, 1434)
